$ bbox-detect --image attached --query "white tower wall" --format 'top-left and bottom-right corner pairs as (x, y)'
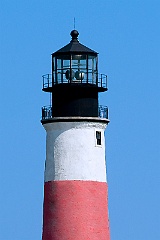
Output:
(44, 120), (108, 183)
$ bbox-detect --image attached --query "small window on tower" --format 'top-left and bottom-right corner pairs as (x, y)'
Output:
(96, 131), (101, 145)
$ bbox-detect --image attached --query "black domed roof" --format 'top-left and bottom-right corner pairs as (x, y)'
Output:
(52, 30), (98, 56)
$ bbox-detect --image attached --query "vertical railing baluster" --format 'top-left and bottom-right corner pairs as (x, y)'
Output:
(106, 75), (107, 89)
(101, 74), (102, 88)
(51, 106), (52, 118)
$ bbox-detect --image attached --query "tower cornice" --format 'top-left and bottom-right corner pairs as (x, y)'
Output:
(41, 116), (110, 125)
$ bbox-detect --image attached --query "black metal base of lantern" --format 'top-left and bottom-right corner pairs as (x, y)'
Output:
(51, 84), (99, 117)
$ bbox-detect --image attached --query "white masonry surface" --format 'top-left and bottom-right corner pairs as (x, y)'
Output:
(43, 120), (108, 183)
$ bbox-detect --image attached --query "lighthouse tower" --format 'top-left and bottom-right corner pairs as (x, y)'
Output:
(41, 30), (110, 240)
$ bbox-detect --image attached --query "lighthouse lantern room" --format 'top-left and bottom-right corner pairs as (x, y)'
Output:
(41, 30), (110, 240)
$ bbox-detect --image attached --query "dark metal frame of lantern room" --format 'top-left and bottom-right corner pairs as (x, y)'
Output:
(41, 30), (109, 124)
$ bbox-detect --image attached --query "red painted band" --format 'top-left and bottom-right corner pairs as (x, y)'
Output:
(42, 180), (110, 240)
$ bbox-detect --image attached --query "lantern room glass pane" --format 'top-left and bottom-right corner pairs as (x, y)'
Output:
(88, 55), (97, 84)
(56, 56), (70, 69)
(52, 55), (71, 83)
(63, 59), (70, 69)
(71, 55), (87, 82)
(72, 55), (87, 69)
(57, 59), (62, 69)
(88, 55), (97, 71)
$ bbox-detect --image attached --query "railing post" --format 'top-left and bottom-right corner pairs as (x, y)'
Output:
(48, 74), (49, 88)
(106, 75), (107, 89)
(86, 55), (88, 84)
(106, 107), (109, 119)
(101, 74), (102, 88)
(42, 108), (44, 119)
(42, 107), (46, 120)
(43, 76), (44, 89)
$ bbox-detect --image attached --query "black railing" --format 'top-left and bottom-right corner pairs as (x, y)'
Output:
(41, 105), (109, 120)
(42, 74), (52, 88)
(98, 105), (109, 119)
(42, 106), (52, 120)
(42, 72), (107, 89)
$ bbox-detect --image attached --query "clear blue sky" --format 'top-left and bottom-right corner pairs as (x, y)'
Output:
(0, 1), (159, 239)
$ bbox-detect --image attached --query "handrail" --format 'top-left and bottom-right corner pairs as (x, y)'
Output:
(41, 105), (109, 120)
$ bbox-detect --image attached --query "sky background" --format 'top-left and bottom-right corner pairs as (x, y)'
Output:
(0, 0), (159, 239)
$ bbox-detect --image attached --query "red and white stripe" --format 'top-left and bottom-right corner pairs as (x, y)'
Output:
(42, 120), (110, 240)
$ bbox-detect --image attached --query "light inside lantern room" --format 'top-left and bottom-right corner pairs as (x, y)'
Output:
(52, 54), (98, 82)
